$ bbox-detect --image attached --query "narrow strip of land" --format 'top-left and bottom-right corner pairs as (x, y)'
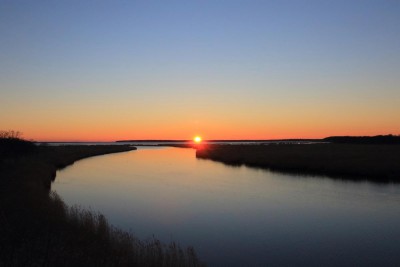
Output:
(196, 144), (400, 182)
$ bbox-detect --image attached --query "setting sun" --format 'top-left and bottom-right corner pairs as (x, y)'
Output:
(194, 136), (202, 143)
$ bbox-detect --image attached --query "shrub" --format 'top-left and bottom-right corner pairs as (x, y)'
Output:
(0, 130), (36, 158)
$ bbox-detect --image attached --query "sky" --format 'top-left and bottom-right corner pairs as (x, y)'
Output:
(1, 0), (399, 141)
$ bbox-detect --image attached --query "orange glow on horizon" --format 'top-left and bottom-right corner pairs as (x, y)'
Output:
(6, 115), (399, 142)
(22, 127), (400, 143)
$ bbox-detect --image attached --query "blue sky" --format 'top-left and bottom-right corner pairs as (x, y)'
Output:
(1, 0), (399, 140)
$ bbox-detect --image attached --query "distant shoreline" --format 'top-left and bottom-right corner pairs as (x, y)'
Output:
(115, 135), (400, 145)
(115, 139), (321, 143)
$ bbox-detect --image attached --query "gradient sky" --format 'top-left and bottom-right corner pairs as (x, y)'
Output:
(1, 0), (399, 141)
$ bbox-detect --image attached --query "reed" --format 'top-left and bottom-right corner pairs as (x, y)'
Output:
(0, 137), (205, 266)
(196, 144), (400, 182)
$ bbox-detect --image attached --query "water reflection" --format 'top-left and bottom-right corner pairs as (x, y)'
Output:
(54, 147), (400, 267)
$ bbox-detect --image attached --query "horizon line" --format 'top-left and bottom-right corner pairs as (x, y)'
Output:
(38, 138), (321, 143)
(35, 134), (399, 143)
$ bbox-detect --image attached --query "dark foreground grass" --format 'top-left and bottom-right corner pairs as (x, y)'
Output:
(0, 141), (205, 266)
(196, 144), (400, 182)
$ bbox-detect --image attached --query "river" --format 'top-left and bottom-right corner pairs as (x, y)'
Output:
(53, 146), (400, 266)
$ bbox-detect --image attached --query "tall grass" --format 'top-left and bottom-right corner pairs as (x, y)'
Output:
(196, 144), (400, 182)
(0, 137), (205, 266)
(0, 190), (203, 266)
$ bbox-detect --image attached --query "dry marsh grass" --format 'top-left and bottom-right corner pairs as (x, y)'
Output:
(0, 138), (205, 266)
(196, 144), (400, 182)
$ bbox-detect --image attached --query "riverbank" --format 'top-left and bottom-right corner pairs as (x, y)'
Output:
(0, 142), (204, 266)
(196, 144), (400, 182)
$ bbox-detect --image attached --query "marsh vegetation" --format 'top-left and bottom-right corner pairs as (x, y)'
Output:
(196, 143), (400, 181)
(0, 133), (204, 266)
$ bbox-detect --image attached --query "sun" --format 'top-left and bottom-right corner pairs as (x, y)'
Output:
(194, 136), (202, 143)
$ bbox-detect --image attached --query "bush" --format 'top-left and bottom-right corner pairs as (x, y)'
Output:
(0, 130), (36, 158)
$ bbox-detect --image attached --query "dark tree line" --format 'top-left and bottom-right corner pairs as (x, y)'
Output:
(324, 135), (400, 144)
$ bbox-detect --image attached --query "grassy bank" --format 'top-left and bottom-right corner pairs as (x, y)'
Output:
(196, 144), (400, 182)
(0, 140), (204, 266)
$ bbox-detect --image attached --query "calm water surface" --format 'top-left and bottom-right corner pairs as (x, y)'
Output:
(53, 147), (400, 266)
